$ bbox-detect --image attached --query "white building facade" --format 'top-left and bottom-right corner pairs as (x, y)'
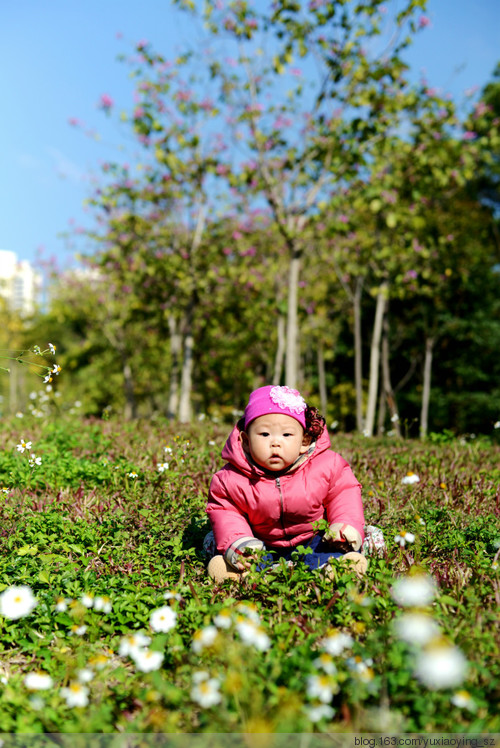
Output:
(0, 250), (41, 316)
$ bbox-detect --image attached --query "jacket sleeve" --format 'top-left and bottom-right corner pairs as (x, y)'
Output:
(324, 455), (365, 543)
(207, 471), (257, 556)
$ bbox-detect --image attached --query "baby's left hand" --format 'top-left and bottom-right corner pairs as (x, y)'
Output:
(325, 523), (362, 551)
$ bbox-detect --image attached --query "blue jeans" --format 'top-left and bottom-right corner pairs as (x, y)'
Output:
(255, 533), (344, 572)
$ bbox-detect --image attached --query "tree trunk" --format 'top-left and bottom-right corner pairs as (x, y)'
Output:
(420, 336), (434, 439)
(178, 308), (194, 423)
(273, 313), (286, 385)
(364, 282), (388, 437)
(317, 342), (327, 417)
(9, 363), (18, 414)
(167, 315), (181, 419)
(353, 277), (364, 432)
(381, 313), (401, 437)
(122, 355), (137, 420)
(285, 248), (301, 389)
(377, 375), (387, 437)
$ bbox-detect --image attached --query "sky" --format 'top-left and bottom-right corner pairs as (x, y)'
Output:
(1, 0), (499, 273)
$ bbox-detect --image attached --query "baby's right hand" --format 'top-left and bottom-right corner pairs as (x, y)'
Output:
(225, 537), (265, 570)
(234, 550), (261, 571)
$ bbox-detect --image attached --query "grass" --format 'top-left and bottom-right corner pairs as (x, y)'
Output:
(0, 414), (498, 734)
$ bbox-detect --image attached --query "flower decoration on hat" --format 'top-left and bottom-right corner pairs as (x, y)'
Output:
(269, 386), (306, 414)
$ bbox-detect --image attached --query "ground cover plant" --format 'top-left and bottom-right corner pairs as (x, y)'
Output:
(0, 414), (498, 734)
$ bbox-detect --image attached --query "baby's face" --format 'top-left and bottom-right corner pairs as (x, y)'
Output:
(242, 413), (310, 471)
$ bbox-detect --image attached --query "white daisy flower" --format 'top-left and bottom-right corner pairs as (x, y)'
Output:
(235, 619), (271, 651)
(80, 594), (94, 608)
(451, 689), (477, 711)
(305, 703), (335, 722)
(402, 472), (420, 484)
(394, 531), (415, 547)
(0, 585), (37, 619)
(24, 672), (54, 691)
(77, 669), (94, 684)
(313, 653), (337, 675)
(127, 472), (138, 479)
(60, 682), (89, 708)
(414, 641), (468, 689)
(321, 630), (354, 656)
(48, 343), (56, 354)
(190, 672), (222, 708)
(93, 596), (112, 613)
(157, 462), (169, 473)
(393, 612), (441, 646)
(150, 605), (177, 633)
(306, 674), (337, 704)
(213, 610), (233, 629)
(390, 574), (437, 607)
(346, 655), (375, 681)
(16, 439), (32, 453)
(163, 590), (182, 601)
(191, 625), (219, 653)
(235, 602), (261, 624)
(131, 648), (164, 673)
(70, 625), (87, 636)
(119, 632), (151, 657)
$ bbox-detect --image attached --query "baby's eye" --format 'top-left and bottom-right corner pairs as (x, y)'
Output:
(259, 431), (270, 437)
(283, 432), (293, 437)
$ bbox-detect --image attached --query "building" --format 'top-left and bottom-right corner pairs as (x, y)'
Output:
(0, 250), (42, 316)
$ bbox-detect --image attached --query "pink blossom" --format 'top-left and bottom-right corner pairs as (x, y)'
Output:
(446, 234), (454, 242)
(473, 101), (489, 118)
(463, 131), (476, 140)
(68, 117), (81, 127)
(339, 214), (349, 224)
(175, 89), (192, 102)
(133, 107), (145, 119)
(232, 231), (243, 240)
(223, 247), (232, 256)
(136, 39), (149, 50)
(99, 94), (114, 111)
(290, 68), (302, 77)
(418, 15), (431, 28)
(216, 164), (230, 176)
(404, 270), (418, 281)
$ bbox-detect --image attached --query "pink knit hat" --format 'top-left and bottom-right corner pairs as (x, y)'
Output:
(244, 385), (307, 429)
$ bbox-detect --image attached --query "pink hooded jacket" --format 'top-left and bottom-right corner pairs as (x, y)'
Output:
(207, 423), (364, 557)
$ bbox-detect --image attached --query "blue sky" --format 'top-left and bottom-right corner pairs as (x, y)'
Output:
(1, 0), (499, 272)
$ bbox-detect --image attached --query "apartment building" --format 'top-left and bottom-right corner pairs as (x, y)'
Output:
(0, 250), (41, 316)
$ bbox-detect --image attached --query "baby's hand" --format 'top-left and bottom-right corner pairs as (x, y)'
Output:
(234, 550), (261, 571)
(225, 538), (265, 571)
(325, 523), (362, 551)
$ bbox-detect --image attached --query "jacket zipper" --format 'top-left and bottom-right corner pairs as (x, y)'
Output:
(275, 477), (289, 538)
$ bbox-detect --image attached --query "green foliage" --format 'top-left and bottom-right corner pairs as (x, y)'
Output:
(0, 415), (498, 733)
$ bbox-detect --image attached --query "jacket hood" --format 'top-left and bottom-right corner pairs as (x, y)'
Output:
(220, 422), (333, 477)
